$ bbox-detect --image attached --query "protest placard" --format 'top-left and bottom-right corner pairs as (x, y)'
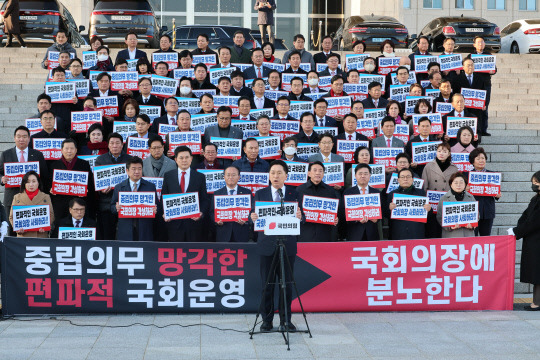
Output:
(173, 68), (195, 79)
(71, 111), (102, 133)
(152, 52), (179, 70)
(196, 169), (225, 194)
(139, 106), (161, 123)
(26, 118), (56, 136)
(378, 56), (400, 75)
(345, 53), (370, 71)
(150, 75), (178, 97)
(462, 88), (487, 109)
(231, 120), (258, 139)
(427, 190), (447, 214)
(363, 108), (387, 128)
(250, 108), (274, 119)
(438, 54), (463, 72)
(344, 193), (382, 221)
(435, 102), (453, 115)
(12, 205), (51, 232)
(4, 162), (40, 188)
(269, 119), (300, 140)
(32, 138), (63, 161)
(296, 143), (320, 161)
(264, 90), (289, 102)
(239, 172), (269, 195)
(192, 89), (217, 98)
(82, 51), (97, 70)
(336, 140), (369, 163)
(67, 79), (90, 99)
(322, 162), (345, 187)
(112, 121), (136, 142)
(468, 171), (502, 196)
(58, 227), (96, 240)
(253, 201), (298, 231)
(162, 192), (200, 220)
(451, 153), (474, 172)
(441, 201), (479, 228)
(425, 89), (440, 98)
(96, 95), (119, 117)
(45, 82), (76, 103)
(214, 194), (251, 222)
(192, 54), (217, 67)
(167, 131), (202, 156)
(288, 100), (313, 119)
(317, 75), (332, 91)
(51, 169), (89, 196)
(393, 124), (410, 144)
(359, 74), (385, 93)
(412, 113), (443, 135)
(470, 54), (496, 73)
(356, 118), (375, 139)
(390, 71), (417, 85)
(285, 63), (311, 72)
(142, 177), (163, 199)
(190, 113), (217, 132)
(79, 155), (98, 170)
(158, 123), (177, 141)
(303, 92), (328, 101)
(284, 161), (308, 186)
(302, 195), (339, 224)
(47, 51), (75, 70)
(373, 147), (404, 167)
(254, 136), (280, 160)
(211, 137), (242, 159)
(213, 95), (240, 117)
(386, 173), (425, 194)
(405, 96), (433, 116)
(93, 163), (127, 191)
(110, 71), (138, 91)
(343, 83), (368, 101)
(391, 193), (429, 222)
(411, 141), (441, 165)
(414, 55), (439, 73)
(389, 84), (409, 103)
(262, 62), (285, 72)
(209, 67), (236, 85)
(281, 73), (307, 92)
(326, 96), (352, 118)
(313, 126), (338, 137)
(350, 164), (386, 189)
(446, 117), (477, 138)
(118, 192), (156, 218)
(126, 137), (150, 159)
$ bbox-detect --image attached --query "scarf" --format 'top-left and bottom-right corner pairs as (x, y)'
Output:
(329, 89), (342, 97)
(26, 189), (39, 201)
(61, 155), (77, 171)
(124, 115), (136, 122)
(394, 115), (402, 124)
(96, 59), (111, 71)
(87, 141), (108, 155)
(458, 140), (471, 149)
(451, 188), (466, 201)
(150, 155), (165, 176)
(264, 55), (275, 63)
(436, 157), (451, 173)
(398, 185), (415, 194)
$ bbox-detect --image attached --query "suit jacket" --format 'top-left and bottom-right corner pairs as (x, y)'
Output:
(313, 51), (341, 64)
(293, 130), (319, 144)
(150, 113), (177, 134)
(286, 93), (311, 102)
(314, 115), (338, 128)
(231, 156), (270, 173)
(111, 178), (158, 241)
(243, 65), (271, 80)
(94, 152), (133, 212)
(191, 47), (217, 57)
(371, 135), (405, 149)
(341, 185), (380, 241)
(212, 185), (252, 242)
(142, 154), (177, 178)
(249, 97), (277, 113)
(115, 49), (147, 63)
(408, 50), (433, 71)
(308, 152), (345, 163)
(210, 63), (238, 70)
(282, 67), (308, 75)
(441, 109), (477, 144)
(386, 186), (427, 240)
(361, 96), (388, 109)
(318, 68), (345, 79)
(230, 86), (253, 98)
(253, 185), (299, 256)
(0, 147), (48, 212)
(302, 87), (324, 94)
(53, 216), (97, 238)
(466, 51), (497, 86)
(203, 125), (243, 144)
(405, 134), (440, 177)
(230, 45), (252, 64)
(272, 114), (296, 121)
(336, 132), (369, 142)
(136, 94), (165, 115)
(452, 72), (489, 106)
(296, 180), (338, 242)
(10, 191), (54, 238)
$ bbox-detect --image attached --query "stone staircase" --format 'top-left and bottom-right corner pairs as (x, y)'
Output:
(0, 49), (536, 294)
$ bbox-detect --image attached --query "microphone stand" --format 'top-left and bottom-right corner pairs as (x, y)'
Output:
(249, 188), (312, 350)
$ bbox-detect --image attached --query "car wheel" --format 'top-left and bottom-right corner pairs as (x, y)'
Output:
(511, 42), (520, 54)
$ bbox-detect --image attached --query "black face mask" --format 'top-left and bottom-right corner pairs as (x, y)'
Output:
(533, 184), (540, 193)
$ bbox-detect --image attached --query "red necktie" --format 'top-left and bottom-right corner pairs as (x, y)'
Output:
(348, 135), (352, 140)
(257, 67), (262, 78)
(387, 139), (391, 147)
(362, 188), (366, 195)
(458, 113), (462, 117)
(180, 171), (186, 193)
(19, 150), (25, 162)
(423, 139), (427, 142)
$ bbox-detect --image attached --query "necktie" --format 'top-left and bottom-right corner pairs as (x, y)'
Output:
(319, 119), (324, 127)
(273, 189), (280, 202)
(468, 75), (472, 86)
(374, 100), (378, 107)
(324, 157), (329, 162)
(257, 67), (262, 78)
(144, 98), (148, 104)
(19, 150), (25, 162)
(170, 117), (176, 125)
(348, 135), (352, 140)
(331, 71), (335, 76)
(458, 113), (462, 117)
(180, 171), (186, 193)
(75, 220), (81, 228)
(423, 139), (427, 142)
(387, 139), (391, 147)
(229, 189), (234, 195)
(362, 188), (366, 195)
(133, 182), (138, 192)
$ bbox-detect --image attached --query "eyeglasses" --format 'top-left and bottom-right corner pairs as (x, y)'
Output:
(399, 175), (413, 179)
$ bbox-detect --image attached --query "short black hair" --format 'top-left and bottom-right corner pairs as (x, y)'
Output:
(96, 45), (110, 54)
(69, 198), (86, 208)
(300, 112), (315, 123)
(51, 67), (65, 76)
(368, 81), (382, 91)
(293, 34), (305, 42)
(354, 163), (371, 174)
(40, 109), (55, 119)
(469, 147), (487, 165)
(179, 49), (192, 59)
(396, 152), (412, 164)
(204, 142), (218, 152)
(136, 114), (151, 124)
(69, 58), (83, 67)
(20, 171), (41, 193)
(126, 156), (143, 169)
(218, 46), (231, 54)
(276, 96), (290, 104)
(314, 98), (328, 108)
(96, 72), (111, 82)
(37, 93), (52, 104)
(396, 66), (409, 74)
(197, 33), (210, 42)
(308, 161), (325, 172)
(107, 132), (124, 144)
(269, 159), (288, 174)
(418, 35), (431, 45)
(417, 116), (431, 126)
(148, 135), (164, 148)
(290, 76), (304, 85)
(125, 30), (138, 40)
(14, 126), (30, 137)
(224, 165), (240, 175)
(353, 146), (369, 164)
(380, 116), (396, 127)
(174, 145), (192, 158)
(397, 168), (413, 178)
(238, 96), (251, 105)
(288, 50), (302, 60)
(138, 77), (152, 86)
(283, 136), (298, 146)
(61, 138), (76, 149)
(115, 58), (128, 67)
(155, 61), (169, 70)
(216, 106), (232, 116)
(83, 95), (97, 106)
(194, 63), (208, 72)
(160, 34), (172, 42)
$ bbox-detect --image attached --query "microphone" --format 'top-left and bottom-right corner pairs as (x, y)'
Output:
(277, 188), (285, 216)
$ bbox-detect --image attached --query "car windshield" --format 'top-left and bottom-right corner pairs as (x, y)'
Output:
(525, 19), (540, 25)
(95, 0), (152, 10)
(19, 0), (58, 10)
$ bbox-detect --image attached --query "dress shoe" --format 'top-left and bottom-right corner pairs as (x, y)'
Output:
(482, 132), (491, 136)
(260, 321), (273, 331)
(278, 321), (296, 332)
(524, 305), (540, 311)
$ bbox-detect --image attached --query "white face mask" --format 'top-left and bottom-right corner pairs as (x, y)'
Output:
(284, 147), (296, 156)
(97, 54), (108, 62)
(180, 86), (191, 95)
(383, 52), (395, 57)
(364, 63), (375, 72)
(308, 78), (319, 87)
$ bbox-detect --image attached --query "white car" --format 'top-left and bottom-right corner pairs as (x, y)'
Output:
(500, 19), (540, 54)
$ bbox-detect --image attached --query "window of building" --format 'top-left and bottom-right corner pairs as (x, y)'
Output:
(488, 0), (505, 9)
(423, 0), (442, 8)
(456, 0), (474, 9)
(520, 0), (537, 10)
(403, 0), (411, 8)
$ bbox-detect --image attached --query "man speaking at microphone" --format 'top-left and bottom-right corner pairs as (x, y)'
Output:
(250, 160), (302, 333)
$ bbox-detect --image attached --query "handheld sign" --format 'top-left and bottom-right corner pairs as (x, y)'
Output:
(326, 96), (352, 118)
(451, 153), (474, 172)
(158, 123), (177, 141)
(12, 205), (51, 232)
(404, 96), (433, 116)
(263, 62), (285, 72)
(211, 137), (242, 159)
(82, 51), (97, 70)
(439, 54), (463, 72)
(192, 89), (216, 98)
(214, 194), (251, 222)
(197, 169), (225, 194)
(176, 97), (202, 113)
(32, 138), (63, 161)
(412, 113), (443, 135)
(337, 140), (369, 163)
(45, 82), (76, 103)
(213, 95), (240, 117)
(288, 101), (313, 120)
(345, 53), (369, 71)
(58, 227), (96, 240)
(47, 51), (75, 70)
(318, 76), (332, 91)
(143, 177), (163, 199)
(343, 83), (368, 101)
(390, 71), (417, 85)
(231, 63), (252, 71)
(322, 162), (345, 187)
(192, 54), (217, 67)
(127, 59), (138, 72)
(4, 162), (40, 188)
(113, 121), (136, 142)
(411, 141), (441, 165)
(363, 108), (387, 128)
(71, 111), (102, 133)
(303, 92), (328, 101)
(441, 201), (479, 228)
(302, 195), (339, 225)
(232, 120), (258, 140)
(427, 190), (447, 214)
(79, 155), (99, 170)
(461, 88), (487, 110)
(373, 147), (403, 167)
(296, 143), (320, 162)
(391, 193), (429, 223)
(250, 108), (274, 119)
(344, 193), (382, 222)
(285, 62), (311, 72)
(357, 118), (375, 139)
(254, 201), (298, 232)
(414, 55), (439, 73)
(264, 90), (289, 102)
(162, 192), (200, 220)
(470, 54), (496, 73)
(118, 192), (156, 218)
(386, 173), (424, 194)
(26, 118), (55, 136)
(126, 137), (150, 159)
(359, 74), (386, 93)
(190, 113), (217, 132)
(468, 171), (502, 197)
(51, 170), (89, 196)
(110, 71), (138, 91)
(270, 119), (300, 140)
(139, 106), (161, 123)
(425, 89), (440, 98)
(389, 84), (409, 103)
(93, 164), (127, 191)
(167, 131), (202, 156)
(150, 75), (179, 98)
(67, 79), (90, 99)
(313, 126), (338, 137)
(446, 117), (477, 138)
(284, 161), (308, 186)
(378, 56), (400, 75)
(350, 164), (386, 189)
(281, 73), (307, 92)
(209, 68), (236, 86)
(435, 101), (453, 115)
(393, 124), (410, 145)
(152, 52), (178, 70)
(96, 96), (119, 117)
(239, 172), (269, 195)
(254, 136), (280, 160)
(264, 216), (301, 236)
(173, 68), (195, 79)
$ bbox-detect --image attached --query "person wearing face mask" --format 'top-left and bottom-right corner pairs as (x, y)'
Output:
(451, 126), (477, 153)
(363, 57), (377, 74)
(510, 171), (540, 311)
(437, 172), (477, 238)
(303, 71), (323, 94)
(176, 77), (198, 98)
(41, 30), (76, 69)
(280, 136), (305, 162)
(90, 46), (115, 72)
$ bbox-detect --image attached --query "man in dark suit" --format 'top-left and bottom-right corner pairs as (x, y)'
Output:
(408, 35), (433, 83)
(313, 98), (338, 127)
(287, 77), (311, 101)
(230, 70), (253, 98)
(361, 81), (388, 109)
(153, 34), (179, 55)
(405, 116), (440, 177)
(162, 146), (209, 242)
(52, 198), (97, 238)
(115, 31), (148, 63)
(111, 157), (159, 241)
(317, 53), (344, 79)
(250, 78), (277, 112)
(90, 72), (124, 134)
(441, 93), (477, 146)
(190, 33), (218, 57)
(243, 48), (271, 80)
(337, 113), (369, 142)
(0, 126), (48, 217)
(281, 136), (307, 162)
(210, 46), (236, 69)
(341, 163), (380, 241)
(302, 71), (324, 94)
(135, 77), (166, 115)
(297, 161), (339, 242)
(150, 97), (179, 134)
(250, 160), (303, 332)
(313, 36), (341, 64)
(30, 111), (68, 167)
(272, 96), (296, 120)
(212, 165), (252, 242)
(293, 112), (319, 144)
(203, 106), (243, 143)
(281, 50), (308, 74)
(433, 78), (454, 109)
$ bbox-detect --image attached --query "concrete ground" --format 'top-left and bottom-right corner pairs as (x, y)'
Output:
(1, 304), (540, 360)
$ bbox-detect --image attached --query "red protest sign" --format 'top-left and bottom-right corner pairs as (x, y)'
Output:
(344, 193), (382, 222)
(51, 170), (89, 197)
(468, 171), (502, 197)
(214, 194), (251, 222)
(118, 192), (156, 218)
(302, 195), (339, 225)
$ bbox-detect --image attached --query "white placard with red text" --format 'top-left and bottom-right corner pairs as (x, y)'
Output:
(302, 195), (339, 224)
(162, 192), (200, 220)
(468, 171), (502, 196)
(214, 194), (251, 222)
(51, 169), (89, 196)
(391, 193), (429, 223)
(344, 193), (382, 221)
(118, 191), (156, 218)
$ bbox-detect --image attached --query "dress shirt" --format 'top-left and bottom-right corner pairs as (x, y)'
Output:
(72, 217), (83, 227)
(128, 48), (136, 59)
(129, 179), (140, 191)
(309, 87), (319, 93)
(226, 185), (239, 195)
(455, 110), (465, 117)
(271, 185), (286, 202)
(17, 147), (28, 162)
(357, 185), (368, 195)
(168, 115), (177, 125)
(99, 90), (109, 97)
(320, 152), (331, 162)
(345, 132), (355, 140)
(177, 168), (191, 190)
(142, 95), (151, 104)
(384, 136), (394, 147)
(316, 117), (325, 127)
(254, 96), (265, 109)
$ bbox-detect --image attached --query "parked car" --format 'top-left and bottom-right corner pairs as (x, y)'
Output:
(332, 15), (409, 51)
(410, 16), (500, 53)
(89, 0), (163, 48)
(500, 19), (540, 54)
(250, 30), (288, 50)
(0, 0), (86, 47)
(165, 25), (259, 51)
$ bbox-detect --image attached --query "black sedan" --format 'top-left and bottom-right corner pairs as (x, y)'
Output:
(410, 16), (500, 53)
(0, 0), (86, 47)
(166, 25), (259, 51)
(332, 15), (409, 51)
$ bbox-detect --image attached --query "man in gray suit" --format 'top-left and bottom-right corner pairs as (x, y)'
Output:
(0, 126), (48, 217)
(371, 116), (406, 149)
(142, 136), (177, 178)
(203, 106), (243, 167)
(308, 134), (345, 164)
